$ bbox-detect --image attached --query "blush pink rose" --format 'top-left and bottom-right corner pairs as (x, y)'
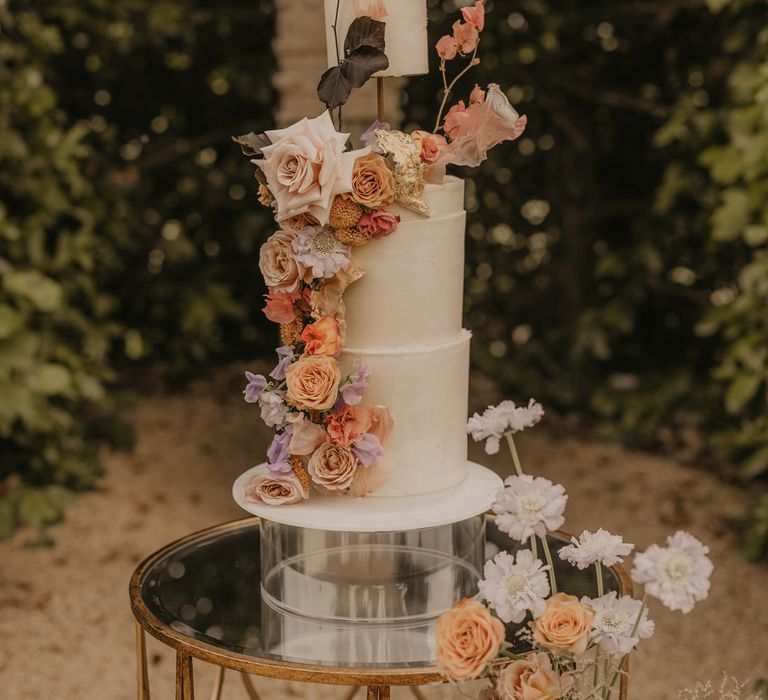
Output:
(531, 593), (595, 656)
(452, 20), (479, 55)
(443, 100), (470, 141)
(285, 355), (341, 411)
(436, 599), (505, 681)
(325, 406), (373, 447)
(244, 472), (308, 505)
(436, 34), (459, 60)
(300, 316), (342, 356)
(308, 443), (360, 492)
(353, 0), (388, 20)
(262, 289), (297, 324)
(259, 229), (308, 294)
(358, 210), (400, 239)
(496, 652), (571, 700)
(461, 0), (486, 31)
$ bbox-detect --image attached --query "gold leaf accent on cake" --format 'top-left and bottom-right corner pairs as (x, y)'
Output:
(280, 318), (304, 346)
(328, 195), (363, 229)
(291, 455), (311, 494)
(374, 129), (430, 217)
(334, 227), (369, 246)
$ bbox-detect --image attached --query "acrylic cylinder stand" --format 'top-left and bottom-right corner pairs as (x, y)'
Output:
(233, 462), (503, 665)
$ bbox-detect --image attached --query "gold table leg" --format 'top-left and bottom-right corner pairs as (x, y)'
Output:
(240, 672), (262, 700)
(135, 622), (150, 700)
(410, 688), (428, 700)
(175, 651), (194, 700)
(367, 688), (390, 699)
(209, 667), (225, 700)
(342, 688), (360, 700)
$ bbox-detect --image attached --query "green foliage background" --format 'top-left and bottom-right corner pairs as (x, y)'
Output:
(2, 0), (768, 556)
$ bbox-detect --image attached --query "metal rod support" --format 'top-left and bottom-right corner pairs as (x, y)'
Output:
(135, 623), (150, 700)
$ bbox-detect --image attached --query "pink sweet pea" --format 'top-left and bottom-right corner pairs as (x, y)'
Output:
(469, 84), (486, 105)
(262, 289), (297, 324)
(452, 20), (479, 55)
(436, 34), (459, 60)
(442, 100), (470, 141)
(461, 1), (485, 32)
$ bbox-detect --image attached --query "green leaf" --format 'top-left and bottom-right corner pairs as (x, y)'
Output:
(36, 363), (73, 396)
(3, 270), (63, 312)
(344, 16), (386, 55)
(17, 488), (65, 532)
(317, 65), (352, 110)
(741, 446), (768, 480)
(341, 46), (389, 89)
(725, 373), (762, 414)
(711, 189), (750, 242)
(0, 497), (17, 540)
(0, 305), (25, 339)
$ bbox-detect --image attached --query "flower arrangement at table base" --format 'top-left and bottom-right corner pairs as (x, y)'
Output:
(434, 399), (714, 699)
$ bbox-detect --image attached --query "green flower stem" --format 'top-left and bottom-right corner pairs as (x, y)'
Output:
(602, 593), (648, 699)
(433, 46), (479, 133)
(592, 645), (602, 691)
(596, 560), (605, 598)
(539, 535), (558, 595)
(530, 534), (539, 559)
(505, 432), (524, 476)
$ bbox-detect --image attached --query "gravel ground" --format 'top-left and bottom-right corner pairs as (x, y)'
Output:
(1, 364), (766, 699)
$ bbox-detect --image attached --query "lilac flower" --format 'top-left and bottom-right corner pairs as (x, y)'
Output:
(266, 426), (293, 475)
(270, 346), (296, 381)
(340, 366), (370, 406)
(559, 529), (635, 570)
(478, 549), (550, 623)
(352, 432), (384, 468)
(292, 226), (351, 279)
(492, 474), (567, 543)
(243, 372), (267, 403)
(467, 399), (544, 454)
(582, 592), (655, 656)
(361, 120), (391, 152)
(259, 390), (288, 429)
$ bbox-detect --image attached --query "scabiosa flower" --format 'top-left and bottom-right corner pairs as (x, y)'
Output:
(492, 474), (567, 543)
(259, 390), (288, 429)
(582, 592), (655, 656)
(243, 372), (267, 403)
(631, 531), (713, 614)
(340, 365), (369, 406)
(266, 427), (293, 475)
(270, 346), (296, 381)
(467, 399), (545, 455)
(352, 432), (384, 468)
(478, 549), (550, 623)
(559, 529), (635, 570)
(292, 226), (351, 279)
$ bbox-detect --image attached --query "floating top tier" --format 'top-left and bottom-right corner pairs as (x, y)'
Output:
(323, 0), (429, 78)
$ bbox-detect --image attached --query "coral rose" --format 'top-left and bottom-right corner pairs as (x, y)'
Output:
(436, 34), (459, 60)
(285, 355), (341, 411)
(308, 443), (360, 492)
(532, 593), (595, 656)
(259, 230), (308, 294)
(263, 289), (297, 324)
(496, 652), (570, 700)
(358, 210), (400, 239)
(301, 316), (342, 356)
(325, 406), (372, 447)
(244, 472), (308, 505)
(435, 599), (505, 681)
(350, 153), (396, 210)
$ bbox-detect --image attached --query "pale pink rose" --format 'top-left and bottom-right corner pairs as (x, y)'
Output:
(289, 418), (328, 456)
(308, 443), (360, 492)
(452, 20), (479, 55)
(325, 406), (373, 447)
(496, 652), (571, 700)
(357, 210), (400, 239)
(436, 34), (459, 60)
(300, 316), (342, 356)
(443, 100), (471, 141)
(285, 355), (341, 411)
(353, 0), (388, 20)
(470, 84), (486, 105)
(244, 472), (307, 505)
(262, 288), (297, 324)
(461, 0), (486, 31)
(531, 593), (595, 656)
(259, 230), (308, 294)
(257, 112), (367, 224)
(435, 599), (505, 681)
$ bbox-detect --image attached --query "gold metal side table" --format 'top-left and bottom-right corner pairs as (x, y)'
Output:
(129, 518), (630, 699)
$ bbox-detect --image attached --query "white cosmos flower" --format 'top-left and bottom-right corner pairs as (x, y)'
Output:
(583, 592), (655, 656)
(559, 529), (635, 570)
(631, 531), (713, 614)
(467, 399), (545, 455)
(492, 474), (567, 543)
(478, 549), (550, 623)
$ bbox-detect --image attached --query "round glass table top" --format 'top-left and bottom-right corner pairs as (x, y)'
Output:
(130, 518), (629, 681)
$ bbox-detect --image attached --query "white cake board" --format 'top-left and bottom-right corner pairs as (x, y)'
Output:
(232, 462), (502, 533)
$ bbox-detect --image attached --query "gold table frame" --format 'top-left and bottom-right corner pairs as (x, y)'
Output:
(129, 518), (630, 700)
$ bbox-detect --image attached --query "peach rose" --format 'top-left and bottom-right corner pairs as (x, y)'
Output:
(531, 593), (595, 656)
(325, 406), (373, 447)
(300, 316), (341, 356)
(350, 153), (396, 210)
(496, 652), (571, 700)
(262, 289), (297, 324)
(244, 472), (308, 505)
(308, 443), (360, 492)
(285, 355), (341, 411)
(358, 210), (400, 239)
(435, 599), (505, 681)
(259, 230), (308, 294)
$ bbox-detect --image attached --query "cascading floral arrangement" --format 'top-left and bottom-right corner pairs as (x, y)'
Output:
(432, 400), (714, 699)
(235, 0), (527, 505)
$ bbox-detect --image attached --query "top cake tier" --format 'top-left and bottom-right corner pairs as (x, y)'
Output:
(323, 0), (429, 78)
(343, 176), (466, 349)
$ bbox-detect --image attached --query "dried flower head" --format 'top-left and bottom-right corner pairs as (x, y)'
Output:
(291, 455), (311, 494)
(334, 227), (369, 246)
(282, 212), (320, 231)
(257, 183), (275, 207)
(329, 195), (363, 229)
(280, 317), (305, 346)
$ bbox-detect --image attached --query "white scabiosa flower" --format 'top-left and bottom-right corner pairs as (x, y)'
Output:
(467, 399), (544, 454)
(492, 474), (567, 542)
(631, 531), (713, 613)
(583, 592), (655, 656)
(478, 549), (550, 623)
(559, 529), (635, 570)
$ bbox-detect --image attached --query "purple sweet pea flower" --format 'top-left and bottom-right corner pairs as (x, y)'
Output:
(352, 432), (383, 468)
(361, 120), (391, 153)
(341, 366), (369, 406)
(267, 425), (293, 475)
(270, 346), (296, 381)
(243, 371), (267, 403)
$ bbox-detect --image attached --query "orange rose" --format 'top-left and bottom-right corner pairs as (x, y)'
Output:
(308, 443), (359, 492)
(349, 153), (396, 210)
(496, 652), (571, 700)
(435, 599), (505, 681)
(531, 593), (595, 656)
(285, 355), (341, 411)
(325, 406), (372, 446)
(300, 316), (341, 356)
